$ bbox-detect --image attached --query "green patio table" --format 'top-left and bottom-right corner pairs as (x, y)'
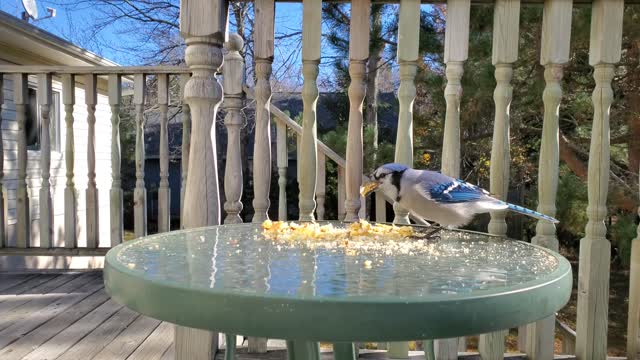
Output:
(104, 222), (572, 360)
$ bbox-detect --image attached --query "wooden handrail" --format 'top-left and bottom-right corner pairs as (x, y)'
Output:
(244, 86), (428, 226)
(555, 318), (576, 354)
(243, 86), (345, 168)
(0, 65), (190, 74)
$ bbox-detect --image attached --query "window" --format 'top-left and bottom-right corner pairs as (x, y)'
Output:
(26, 87), (61, 151)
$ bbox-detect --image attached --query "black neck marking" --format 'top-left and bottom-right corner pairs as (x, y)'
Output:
(391, 170), (405, 202)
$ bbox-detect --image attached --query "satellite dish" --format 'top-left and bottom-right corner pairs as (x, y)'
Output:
(21, 0), (38, 20)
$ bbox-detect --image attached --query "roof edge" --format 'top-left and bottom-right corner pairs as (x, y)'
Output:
(0, 10), (119, 67)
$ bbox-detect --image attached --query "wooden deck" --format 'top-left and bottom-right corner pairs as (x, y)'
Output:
(0, 272), (593, 360)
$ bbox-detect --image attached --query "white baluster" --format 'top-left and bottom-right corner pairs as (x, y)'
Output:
(180, 74), (191, 228)
(223, 34), (245, 225)
(0, 74), (4, 247)
(527, 1), (572, 357)
(315, 151), (325, 221)
(109, 74), (123, 246)
(298, 0), (322, 221)
(338, 166), (346, 221)
(157, 74), (171, 233)
(37, 73), (53, 248)
(85, 74), (99, 248)
(133, 74), (147, 238)
(440, 0), (470, 179)
(487, 0), (519, 237)
(481, 1), (520, 357)
(250, 1), (275, 352)
(392, 0), (420, 226)
(576, 1), (623, 359)
(375, 194), (386, 223)
(345, 0), (370, 222)
(62, 75), (77, 248)
(629, 210), (640, 357)
(176, 0), (227, 355)
(14, 74), (29, 248)
(277, 121), (287, 221)
(62, 74), (78, 249)
(251, 0), (275, 225)
(437, 0), (470, 356)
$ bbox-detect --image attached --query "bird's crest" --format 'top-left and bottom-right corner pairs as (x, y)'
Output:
(380, 163), (410, 172)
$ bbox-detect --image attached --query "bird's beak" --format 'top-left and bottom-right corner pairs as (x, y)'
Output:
(360, 181), (379, 197)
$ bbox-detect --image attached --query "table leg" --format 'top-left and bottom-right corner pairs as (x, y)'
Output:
(423, 340), (435, 360)
(225, 334), (236, 360)
(286, 340), (320, 360)
(387, 342), (409, 358)
(332, 342), (357, 360)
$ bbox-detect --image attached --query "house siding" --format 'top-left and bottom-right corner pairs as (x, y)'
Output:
(1, 74), (113, 248)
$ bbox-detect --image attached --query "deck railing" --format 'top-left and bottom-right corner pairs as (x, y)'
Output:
(0, 0), (639, 358)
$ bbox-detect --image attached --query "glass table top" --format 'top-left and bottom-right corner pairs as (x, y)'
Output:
(104, 222), (572, 340)
(110, 222), (561, 300)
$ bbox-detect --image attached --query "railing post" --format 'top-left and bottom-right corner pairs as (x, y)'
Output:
(180, 74), (191, 228)
(14, 74), (29, 247)
(276, 121), (287, 221)
(526, 1), (571, 357)
(440, 0), (469, 180)
(298, 0), (322, 222)
(487, 0), (519, 237)
(345, 0), (370, 222)
(157, 74), (171, 233)
(315, 151), (326, 221)
(338, 166), (346, 221)
(480, 1), (520, 358)
(392, 0), (420, 226)
(109, 74), (124, 246)
(0, 74), (4, 247)
(251, 0), (275, 225)
(576, 1), (623, 359)
(436, 0), (470, 356)
(250, 0), (275, 351)
(156, 74), (171, 232)
(629, 209), (640, 357)
(62, 75), (77, 249)
(133, 74), (147, 238)
(177, 0), (227, 356)
(223, 33), (245, 224)
(38, 73), (53, 248)
(85, 74), (99, 248)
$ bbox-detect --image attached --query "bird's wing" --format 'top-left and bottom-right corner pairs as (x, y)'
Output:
(418, 179), (490, 203)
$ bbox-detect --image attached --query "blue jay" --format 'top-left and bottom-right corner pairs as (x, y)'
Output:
(362, 163), (559, 227)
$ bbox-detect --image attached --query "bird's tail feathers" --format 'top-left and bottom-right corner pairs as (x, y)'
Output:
(507, 203), (559, 224)
(476, 200), (509, 210)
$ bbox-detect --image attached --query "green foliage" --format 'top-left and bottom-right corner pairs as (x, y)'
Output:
(611, 214), (637, 268)
(556, 167), (589, 244)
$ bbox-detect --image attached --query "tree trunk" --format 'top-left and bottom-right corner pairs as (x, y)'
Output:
(559, 132), (588, 180)
(626, 40), (640, 175)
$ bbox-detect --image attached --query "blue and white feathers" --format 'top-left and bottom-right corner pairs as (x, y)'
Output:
(370, 163), (559, 227)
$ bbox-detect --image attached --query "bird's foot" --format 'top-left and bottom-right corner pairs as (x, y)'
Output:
(422, 227), (441, 240)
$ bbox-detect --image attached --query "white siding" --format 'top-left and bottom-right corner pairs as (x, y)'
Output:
(2, 75), (113, 247)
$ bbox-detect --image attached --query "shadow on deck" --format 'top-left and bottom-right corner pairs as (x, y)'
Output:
(0, 272), (588, 360)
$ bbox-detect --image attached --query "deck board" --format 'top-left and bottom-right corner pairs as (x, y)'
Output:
(92, 315), (162, 360)
(57, 306), (140, 360)
(0, 272), (584, 360)
(127, 322), (174, 360)
(0, 274), (36, 292)
(20, 292), (124, 359)
(0, 289), (110, 360)
(0, 273), (95, 334)
(0, 274), (103, 349)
